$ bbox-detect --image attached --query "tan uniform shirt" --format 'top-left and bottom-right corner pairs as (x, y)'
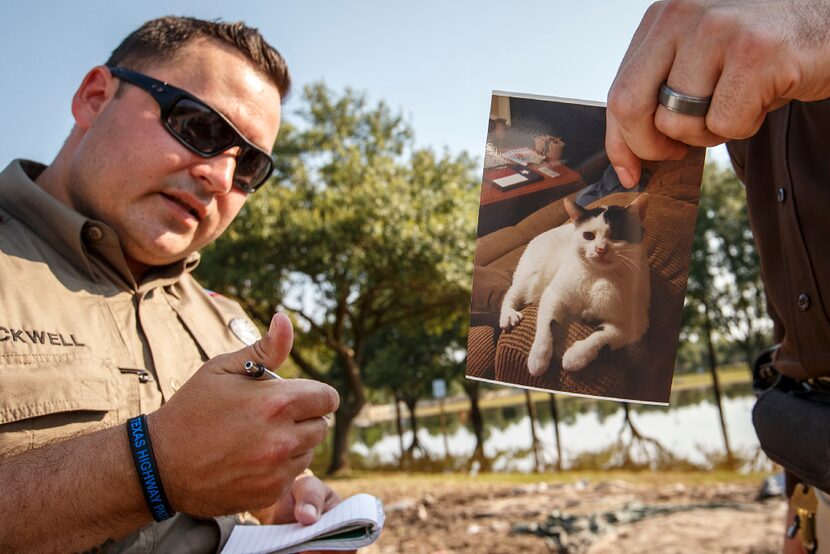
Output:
(0, 160), (260, 552)
(727, 100), (830, 379)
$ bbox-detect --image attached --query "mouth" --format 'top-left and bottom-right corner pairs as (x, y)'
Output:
(161, 193), (203, 221)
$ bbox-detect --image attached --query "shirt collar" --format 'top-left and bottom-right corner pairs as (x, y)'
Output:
(0, 159), (199, 289)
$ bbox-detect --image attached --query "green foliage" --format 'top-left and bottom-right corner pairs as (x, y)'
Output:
(678, 162), (772, 371)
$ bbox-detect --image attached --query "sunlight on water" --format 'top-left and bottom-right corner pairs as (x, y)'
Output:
(351, 386), (764, 472)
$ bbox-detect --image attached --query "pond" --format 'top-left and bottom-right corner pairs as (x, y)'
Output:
(350, 383), (767, 472)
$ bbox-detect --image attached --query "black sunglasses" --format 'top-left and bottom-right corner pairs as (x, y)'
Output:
(107, 66), (274, 193)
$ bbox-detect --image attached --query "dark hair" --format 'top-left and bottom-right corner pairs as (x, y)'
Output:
(106, 16), (291, 99)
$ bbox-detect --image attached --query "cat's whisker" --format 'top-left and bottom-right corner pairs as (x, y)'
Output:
(616, 256), (635, 271)
(615, 253), (642, 271)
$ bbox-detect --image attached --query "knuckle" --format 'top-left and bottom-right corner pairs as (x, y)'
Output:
(704, 115), (734, 139)
(660, 0), (703, 22)
(266, 394), (291, 419)
(654, 109), (694, 140)
(295, 478), (325, 503)
(707, 113), (759, 141)
(606, 88), (637, 122)
(646, 1), (668, 17)
(269, 435), (301, 462)
(298, 450), (314, 468)
(694, 4), (736, 39)
(730, 29), (774, 69)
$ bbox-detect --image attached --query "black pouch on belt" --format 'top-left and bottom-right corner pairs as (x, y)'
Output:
(752, 347), (830, 493)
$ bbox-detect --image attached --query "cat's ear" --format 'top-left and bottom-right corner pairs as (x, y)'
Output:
(564, 197), (586, 222)
(628, 194), (648, 220)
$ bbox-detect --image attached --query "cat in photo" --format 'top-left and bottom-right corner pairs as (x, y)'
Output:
(499, 196), (650, 375)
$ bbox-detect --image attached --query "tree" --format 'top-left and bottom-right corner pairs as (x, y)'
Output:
(680, 162), (771, 465)
(362, 322), (464, 468)
(197, 83), (479, 473)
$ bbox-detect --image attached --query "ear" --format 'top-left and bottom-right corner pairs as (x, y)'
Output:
(564, 197), (585, 222)
(71, 66), (119, 130)
(628, 194), (648, 220)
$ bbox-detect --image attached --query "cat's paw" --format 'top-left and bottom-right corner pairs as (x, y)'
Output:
(527, 342), (552, 376)
(561, 342), (597, 372)
(499, 308), (523, 331)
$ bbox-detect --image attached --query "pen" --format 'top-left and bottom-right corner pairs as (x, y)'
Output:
(244, 360), (282, 380)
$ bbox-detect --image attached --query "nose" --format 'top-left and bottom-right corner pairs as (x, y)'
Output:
(189, 151), (237, 195)
(595, 245), (608, 258)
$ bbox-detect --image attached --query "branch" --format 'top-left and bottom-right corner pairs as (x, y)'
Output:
(289, 346), (331, 385)
(282, 303), (339, 350)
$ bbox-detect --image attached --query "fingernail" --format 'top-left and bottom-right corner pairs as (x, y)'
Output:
(300, 503), (318, 520)
(614, 165), (635, 188)
(269, 312), (286, 333)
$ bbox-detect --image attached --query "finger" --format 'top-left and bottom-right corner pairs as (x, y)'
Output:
(322, 487), (341, 513)
(217, 312), (294, 376)
(605, 112), (643, 189)
(284, 416), (330, 454)
(654, 17), (728, 147)
(605, 3), (666, 189)
(705, 56), (774, 140)
(292, 476), (331, 524)
(264, 380), (340, 422)
(607, 2), (687, 169)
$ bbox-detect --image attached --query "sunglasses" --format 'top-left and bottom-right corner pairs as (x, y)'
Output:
(107, 66), (274, 193)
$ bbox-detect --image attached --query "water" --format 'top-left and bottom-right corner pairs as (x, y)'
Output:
(351, 383), (766, 472)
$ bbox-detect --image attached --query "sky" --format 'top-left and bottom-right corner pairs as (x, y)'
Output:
(0, 0), (728, 170)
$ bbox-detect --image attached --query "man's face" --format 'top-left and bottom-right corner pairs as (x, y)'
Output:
(68, 39), (282, 272)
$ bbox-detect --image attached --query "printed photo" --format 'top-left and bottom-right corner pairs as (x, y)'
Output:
(467, 92), (705, 405)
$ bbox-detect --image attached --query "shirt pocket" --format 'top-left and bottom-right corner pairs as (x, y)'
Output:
(0, 351), (119, 454)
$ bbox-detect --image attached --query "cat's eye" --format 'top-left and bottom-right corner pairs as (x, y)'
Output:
(583, 232), (595, 240)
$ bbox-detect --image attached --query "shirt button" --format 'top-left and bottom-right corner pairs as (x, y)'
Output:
(777, 188), (786, 203)
(798, 293), (811, 311)
(85, 224), (103, 241)
(169, 378), (181, 392)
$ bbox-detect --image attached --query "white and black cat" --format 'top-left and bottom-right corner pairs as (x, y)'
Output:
(499, 196), (650, 375)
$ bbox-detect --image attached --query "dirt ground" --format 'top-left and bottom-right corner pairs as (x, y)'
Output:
(330, 473), (785, 553)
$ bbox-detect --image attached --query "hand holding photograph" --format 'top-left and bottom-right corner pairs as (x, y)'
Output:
(467, 92), (705, 405)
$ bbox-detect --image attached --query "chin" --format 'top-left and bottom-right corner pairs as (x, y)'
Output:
(127, 241), (197, 269)
(590, 257), (616, 269)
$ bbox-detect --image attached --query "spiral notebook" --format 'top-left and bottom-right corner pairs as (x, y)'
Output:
(221, 493), (385, 554)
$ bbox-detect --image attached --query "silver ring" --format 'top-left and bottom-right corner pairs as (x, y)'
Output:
(658, 82), (711, 117)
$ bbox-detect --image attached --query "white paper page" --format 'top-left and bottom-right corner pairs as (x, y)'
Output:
(492, 174), (528, 188)
(222, 494), (380, 554)
(536, 166), (560, 178)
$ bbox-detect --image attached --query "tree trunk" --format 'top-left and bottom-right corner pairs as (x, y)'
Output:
(463, 380), (486, 466)
(548, 394), (563, 471)
(327, 395), (362, 474)
(702, 304), (734, 466)
(524, 391), (542, 472)
(394, 390), (405, 465)
(403, 396), (422, 455)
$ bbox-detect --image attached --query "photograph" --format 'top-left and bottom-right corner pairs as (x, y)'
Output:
(467, 92), (706, 405)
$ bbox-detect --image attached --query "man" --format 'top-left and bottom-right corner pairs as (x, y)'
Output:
(606, 1), (830, 551)
(0, 16), (343, 552)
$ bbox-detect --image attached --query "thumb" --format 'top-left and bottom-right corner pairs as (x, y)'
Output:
(220, 312), (294, 376)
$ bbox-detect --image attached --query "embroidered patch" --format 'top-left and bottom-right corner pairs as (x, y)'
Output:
(229, 318), (261, 346)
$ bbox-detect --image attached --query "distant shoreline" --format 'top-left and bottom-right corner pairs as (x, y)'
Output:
(357, 365), (752, 425)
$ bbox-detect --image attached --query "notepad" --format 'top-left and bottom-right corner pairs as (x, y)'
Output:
(221, 494), (385, 554)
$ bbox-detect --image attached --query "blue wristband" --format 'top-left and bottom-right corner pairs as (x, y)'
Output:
(126, 414), (176, 522)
